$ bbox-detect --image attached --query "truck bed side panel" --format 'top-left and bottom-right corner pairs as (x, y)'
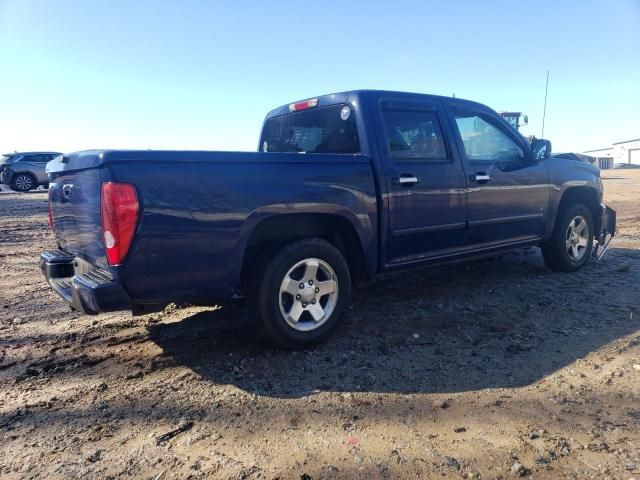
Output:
(101, 152), (377, 304)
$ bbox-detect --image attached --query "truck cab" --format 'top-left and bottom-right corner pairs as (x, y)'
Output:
(262, 91), (555, 268)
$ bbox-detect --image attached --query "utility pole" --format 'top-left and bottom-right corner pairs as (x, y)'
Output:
(541, 70), (550, 138)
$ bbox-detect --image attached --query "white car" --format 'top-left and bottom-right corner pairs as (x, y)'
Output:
(0, 152), (61, 191)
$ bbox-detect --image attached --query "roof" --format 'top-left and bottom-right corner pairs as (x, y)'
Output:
(265, 89), (487, 119)
(3, 151), (62, 155)
(583, 147), (613, 153)
(612, 138), (640, 145)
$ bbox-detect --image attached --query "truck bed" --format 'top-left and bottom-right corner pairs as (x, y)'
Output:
(47, 150), (378, 308)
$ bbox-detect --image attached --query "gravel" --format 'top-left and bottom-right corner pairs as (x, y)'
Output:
(1, 169), (639, 478)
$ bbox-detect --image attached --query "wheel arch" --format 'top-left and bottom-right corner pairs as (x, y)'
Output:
(559, 186), (601, 231)
(10, 170), (38, 190)
(239, 212), (369, 289)
(547, 185), (602, 239)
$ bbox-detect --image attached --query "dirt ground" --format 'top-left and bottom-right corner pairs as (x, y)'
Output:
(1, 169), (639, 480)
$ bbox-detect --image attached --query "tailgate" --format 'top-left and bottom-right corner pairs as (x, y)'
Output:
(47, 152), (107, 268)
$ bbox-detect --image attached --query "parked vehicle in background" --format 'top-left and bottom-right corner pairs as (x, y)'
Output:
(0, 152), (62, 191)
(499, 111), (528, 130)
(41, 90), (616, 349)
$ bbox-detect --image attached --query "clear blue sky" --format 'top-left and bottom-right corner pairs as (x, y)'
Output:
(1, 0), (638, 154)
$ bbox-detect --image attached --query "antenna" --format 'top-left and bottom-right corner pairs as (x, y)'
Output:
(541, 70), (549, 138)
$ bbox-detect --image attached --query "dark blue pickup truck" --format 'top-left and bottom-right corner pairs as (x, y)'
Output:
(42, 90), (616, 349)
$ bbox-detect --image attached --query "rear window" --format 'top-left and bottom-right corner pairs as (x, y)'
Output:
(381, 109), (447, 160)
(25, 154), (49, 162)
(260, 104), (360, 154)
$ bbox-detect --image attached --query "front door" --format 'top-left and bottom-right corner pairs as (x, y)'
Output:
(448, 103), (550, 249)
(375, 98), (469, 264)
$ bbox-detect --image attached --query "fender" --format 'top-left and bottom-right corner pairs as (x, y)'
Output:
(543, 159), (603, 241)
(233, 202), (378, 289)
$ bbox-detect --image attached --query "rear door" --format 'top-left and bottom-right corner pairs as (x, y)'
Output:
(447, 102), (549, 248)
(22, 154), (51, 183)
(373, 97), (468, 264)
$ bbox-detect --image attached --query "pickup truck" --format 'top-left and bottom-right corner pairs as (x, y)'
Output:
(41, 90), (616, 349)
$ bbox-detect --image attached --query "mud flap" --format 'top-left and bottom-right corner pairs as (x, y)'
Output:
(592, 206), (616, 262)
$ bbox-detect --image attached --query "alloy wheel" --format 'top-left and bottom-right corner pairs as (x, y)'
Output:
(566, 215), (589, 261)
(278, 258), (338, 332)
(14, 174), (34, 191)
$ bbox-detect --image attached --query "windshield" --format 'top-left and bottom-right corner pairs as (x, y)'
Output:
(0, 154), (15, 163)
(260, 104), (360, 154)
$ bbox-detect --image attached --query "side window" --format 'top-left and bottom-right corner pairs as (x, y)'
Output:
(25, 154), (46, 163)
(454, 113), (524, 162)
(381, 109), (447, 160)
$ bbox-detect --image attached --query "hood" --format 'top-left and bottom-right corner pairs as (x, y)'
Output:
(544, 154), (601, 178)
(551, 152), (595, 164)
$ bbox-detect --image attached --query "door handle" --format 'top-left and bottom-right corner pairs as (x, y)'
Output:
(393, 174), (419, 187)
(471, 173), (491, 184)
(62, 184), (73, 199)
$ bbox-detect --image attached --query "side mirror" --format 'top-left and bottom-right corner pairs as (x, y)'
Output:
(531, 138), (551, 161)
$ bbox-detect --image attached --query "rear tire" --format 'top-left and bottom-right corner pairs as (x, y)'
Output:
(541, 203), (594, 272)
(10, 173), (36, 192)
(247, 238), (351, 350)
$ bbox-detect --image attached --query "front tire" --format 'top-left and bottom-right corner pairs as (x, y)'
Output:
(541, 203), (594, 272)
(247, 238), (351, 350)
(10, 173), (36, 192)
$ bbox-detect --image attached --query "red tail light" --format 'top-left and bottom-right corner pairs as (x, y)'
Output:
(101, 182), (139, 266)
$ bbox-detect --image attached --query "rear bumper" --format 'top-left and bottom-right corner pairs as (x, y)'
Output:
(40, 250), (131, 314)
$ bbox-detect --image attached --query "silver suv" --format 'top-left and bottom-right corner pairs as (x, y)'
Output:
(0, 152), (61, 192)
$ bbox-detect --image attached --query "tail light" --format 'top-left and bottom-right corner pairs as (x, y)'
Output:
(101, 182), (139, 266)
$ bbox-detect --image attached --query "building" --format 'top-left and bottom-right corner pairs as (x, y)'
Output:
(583, 137), (640, 169)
